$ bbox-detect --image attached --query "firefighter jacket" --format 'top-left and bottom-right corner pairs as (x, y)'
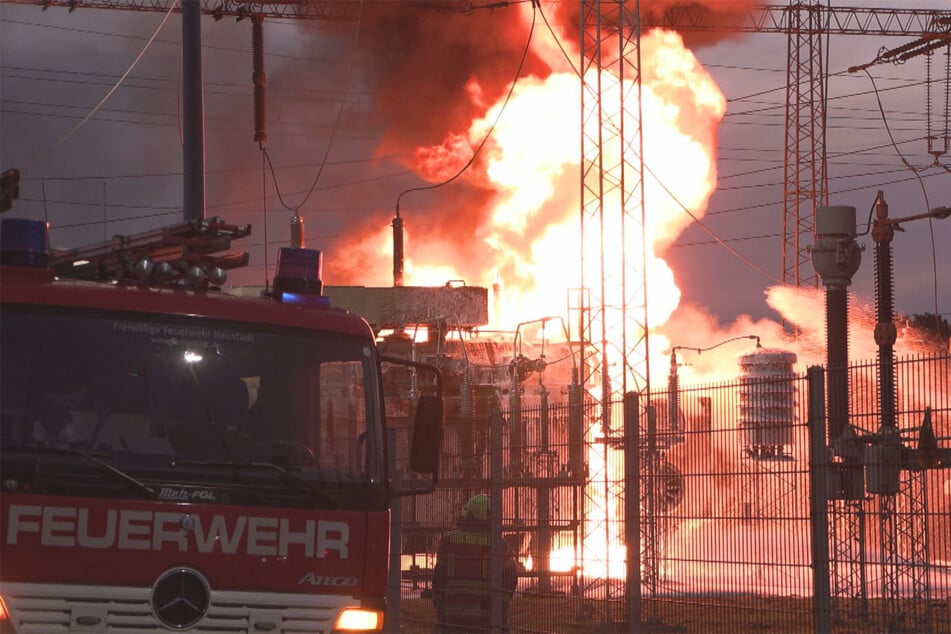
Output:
(431, 517), (517, 630)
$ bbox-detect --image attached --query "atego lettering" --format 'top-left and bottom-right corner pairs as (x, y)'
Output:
(5, 505), (349, 559)
(298, 573), (358, 587)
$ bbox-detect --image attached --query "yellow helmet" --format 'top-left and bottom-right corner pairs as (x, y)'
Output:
(463, 494), (490, 522)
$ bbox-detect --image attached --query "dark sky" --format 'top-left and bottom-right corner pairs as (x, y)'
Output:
(1, 1), (948, 333)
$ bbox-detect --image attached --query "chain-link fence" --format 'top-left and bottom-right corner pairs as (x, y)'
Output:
(389, 352), (950, 633)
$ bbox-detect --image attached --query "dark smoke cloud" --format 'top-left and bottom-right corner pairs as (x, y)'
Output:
(294, 1), (756, 285)
(346, 0), (755, 171)
(355, 4), (552, 156)
(550, 0), (759, 49)
(298, 4), (553, 283)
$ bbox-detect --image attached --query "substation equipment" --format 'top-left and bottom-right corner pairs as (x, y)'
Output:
(666, 340), (800, 530)
(810, 198), (951, 631)
(737, 347), (800, 520)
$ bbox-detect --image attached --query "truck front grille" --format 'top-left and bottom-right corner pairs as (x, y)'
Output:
(2, 582), (349, 633)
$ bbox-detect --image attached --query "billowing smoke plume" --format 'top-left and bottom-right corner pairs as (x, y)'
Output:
(306, 1), (757, 286)
(299, 4), (547, 285)
(357, 5), (551, 157)
(549, 0), (761, 48)
(357, 0), (758, 170)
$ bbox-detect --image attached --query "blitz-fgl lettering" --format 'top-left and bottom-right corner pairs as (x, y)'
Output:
(158, 487), (217, 502)
(5, 505), (349, 559)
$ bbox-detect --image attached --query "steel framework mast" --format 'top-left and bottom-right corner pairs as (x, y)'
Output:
(639, 2), (949, 290)
(577, 0), (650, 620)
(574, 4), (948, 630)
(783, 4), (826, 290)
(571, 0), (949, 416)
(578, 2), (649, 404)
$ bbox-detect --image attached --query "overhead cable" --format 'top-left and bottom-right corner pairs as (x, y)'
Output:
(24, 1), (179, 175)
(393, 1), (537, 217)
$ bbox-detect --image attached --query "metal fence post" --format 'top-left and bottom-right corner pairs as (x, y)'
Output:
(385, 427), (401, 634)
(624, 391), (641, 631)
(491, 410), (505, 632)
(807, 366), (832, 633)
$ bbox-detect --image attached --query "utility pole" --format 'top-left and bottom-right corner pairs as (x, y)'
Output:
(182, 0), (205, 223)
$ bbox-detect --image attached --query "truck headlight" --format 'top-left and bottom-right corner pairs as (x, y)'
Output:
(332, 607), (383, 632)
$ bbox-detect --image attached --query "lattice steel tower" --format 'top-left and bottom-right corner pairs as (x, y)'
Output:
(578, 0), (650, 404)
(576, 0), (656, 625)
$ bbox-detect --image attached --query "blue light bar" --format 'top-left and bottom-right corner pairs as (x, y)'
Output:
(273, 247), (323, 298)
(1, 218), (49, 268)
(280, 292), (331, 308)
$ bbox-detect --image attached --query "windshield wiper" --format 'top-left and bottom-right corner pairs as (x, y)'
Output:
(12, 446), (155, 499)
(173, 460), (337, 508)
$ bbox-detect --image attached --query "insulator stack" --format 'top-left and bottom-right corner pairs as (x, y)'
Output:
(290, 212), (304, 248)
(252, 15), (267, 145)
(567, 378), (584, 478)
(872, 193), (897, 431)
(826, 287), (850, 442)
(392, 214), (404, 287)
(737, 348), (798, 460)
(811, 204), (861, 451)
(668, 360), (680, 436)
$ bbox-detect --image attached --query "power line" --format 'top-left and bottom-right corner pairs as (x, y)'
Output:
(10, 153), (403, 182)
(23, 2), (180, 174)
(393, 0), (539, 216)
(1, 106), (385, 141)
(2, 67), (373, 102)
(29, 166), (423, 233)
(1, 16), (339, 63)
(670, 232), (781, 248)
(260, 0), (366, 215)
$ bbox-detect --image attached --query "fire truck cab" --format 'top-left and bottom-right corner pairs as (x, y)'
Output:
(0, 217), (443, 633)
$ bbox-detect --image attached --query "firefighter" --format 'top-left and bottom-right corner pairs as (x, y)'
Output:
(432, 494), (518, 633)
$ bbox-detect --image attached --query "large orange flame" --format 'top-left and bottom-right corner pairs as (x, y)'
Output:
(410, 19), (725, 579)
(353, 25), (725, 341)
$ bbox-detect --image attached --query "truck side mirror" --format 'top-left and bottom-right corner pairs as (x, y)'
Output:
(409, 394), (443, 475)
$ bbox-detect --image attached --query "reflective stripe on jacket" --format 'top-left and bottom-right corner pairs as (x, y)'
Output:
(434, 529), (492, 623)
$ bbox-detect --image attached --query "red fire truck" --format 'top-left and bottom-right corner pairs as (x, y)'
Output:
(0, 217), (443, 633)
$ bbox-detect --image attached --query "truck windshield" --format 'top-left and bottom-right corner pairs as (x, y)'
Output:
(0, 306), (384, 496)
